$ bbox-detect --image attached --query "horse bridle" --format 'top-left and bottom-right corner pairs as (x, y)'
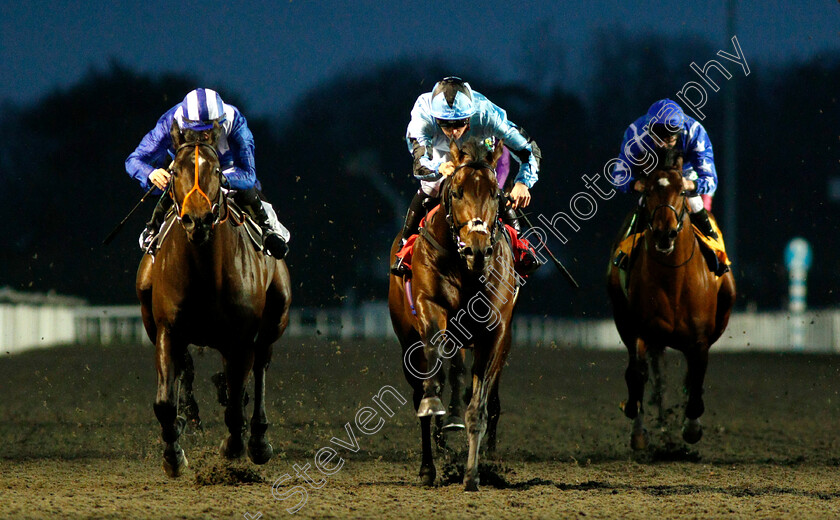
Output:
(170, 141), (227, 228)
(644, 186), (696, 268)
(443, 161), (501, 258)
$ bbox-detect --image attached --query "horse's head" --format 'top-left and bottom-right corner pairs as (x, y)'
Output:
(640, 148), (687, 254)
(169, 119), (224, 245)
(443, 138), (504, 273)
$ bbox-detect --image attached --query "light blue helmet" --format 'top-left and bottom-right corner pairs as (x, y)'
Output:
(430, 77), (476, 122)
(179, 88), (227, 131)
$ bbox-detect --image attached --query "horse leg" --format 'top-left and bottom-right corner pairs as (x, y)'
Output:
(442, 349), (466, 431)
(417, 316), (447, 418)
(136, 255), (156, 344)
(247, 344), (274, 464)
(682, 343), (710, 444)
(153, 329), (189, 478)
(649, 347), (666, 429)
(624, 337), (649, 450)
(179, 350), (202, 433)
(220, 352), (254, 460)
(485, 380), (501, 458)
(410, 386), (436, 486)
(464, 332), (510, 492)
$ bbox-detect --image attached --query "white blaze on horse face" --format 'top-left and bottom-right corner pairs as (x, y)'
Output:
(658, 178), (670, 187)
(466, 218), (489, 235)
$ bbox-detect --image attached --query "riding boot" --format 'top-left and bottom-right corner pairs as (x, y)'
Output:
(499, 196), (522, 233)
(391, 191), (431, 275)
(235, 187), (289, 259)
(689, 209), (719, 240)
(140, 193), (174, 251)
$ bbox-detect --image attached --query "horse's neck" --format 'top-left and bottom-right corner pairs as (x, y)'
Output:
(425, 207), (453, 249)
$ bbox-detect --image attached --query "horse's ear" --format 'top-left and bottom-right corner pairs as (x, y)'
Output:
(170, 119), (184, 148)
(449, 139), (462, 165)
(209, 120), (222, 147)
(490, 139), (505, 167)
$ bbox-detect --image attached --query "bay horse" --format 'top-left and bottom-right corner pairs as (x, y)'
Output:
(607, 147), (735, 450)
(136, 120), (291, 477)
(388, 138), (516, 491)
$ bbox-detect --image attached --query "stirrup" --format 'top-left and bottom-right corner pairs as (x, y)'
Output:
(391, 256), (409, 276)
(139, 227), (157, 252)
(613, 251), (629, 270)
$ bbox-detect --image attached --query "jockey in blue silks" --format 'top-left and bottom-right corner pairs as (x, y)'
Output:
(391, 77), (542, 275)
(126, 88), (288, 258)
(612, 98), (720, 241)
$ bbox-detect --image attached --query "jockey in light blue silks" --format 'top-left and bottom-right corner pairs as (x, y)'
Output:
(391, 77), (542, 275)
(126, 88), (289, 258)
(612, 98), (720, 241)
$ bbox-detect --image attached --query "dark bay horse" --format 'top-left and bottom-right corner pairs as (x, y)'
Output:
(607, 148), (735, 450)
(389, 138), (517, 491)
(136, 121), (291, 477)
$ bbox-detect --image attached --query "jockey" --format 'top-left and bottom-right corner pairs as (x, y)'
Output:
(612, 98), (719, 241)
(391, 76), (542, 275)
(126, 88), (288, 258)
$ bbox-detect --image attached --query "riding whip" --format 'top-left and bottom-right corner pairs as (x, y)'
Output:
(515, 208), (580, 289)
(102, 185), (157, 245)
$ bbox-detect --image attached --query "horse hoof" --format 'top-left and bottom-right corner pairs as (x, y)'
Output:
(220, 437), (246, 460)
(185, 418), (203, 435)
(247, 439), (274, 465)
(163, 448), (189, 478)
(463, 478), (479, 492)
(630, 430), (648, 451)
(682, 419), (703, 444)
(442, 415), (465, 431)
(417, 397), (446, 417)
(419, 465), (436, 487)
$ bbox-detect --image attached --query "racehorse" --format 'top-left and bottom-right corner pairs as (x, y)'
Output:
(607, 147), (736, 450)
(388, 138), (516, 491)
(136, 120), (291, 477)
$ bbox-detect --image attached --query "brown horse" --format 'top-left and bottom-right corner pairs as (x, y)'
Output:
(136, 120), (291, 477)
(607, 148), (735, 450)
(389, 138), (517, 491)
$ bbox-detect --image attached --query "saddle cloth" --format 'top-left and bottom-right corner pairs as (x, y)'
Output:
(394, 205), (538, 276)
(614, 219), (730, 273)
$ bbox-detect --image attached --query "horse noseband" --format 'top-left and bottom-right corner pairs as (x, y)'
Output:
(647, 201), (688, 234)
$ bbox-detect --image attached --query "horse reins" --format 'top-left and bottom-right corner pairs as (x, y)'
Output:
(171, 141), (228, 228)
(442, 161), (501, 258)
(645, 192), (696, 268)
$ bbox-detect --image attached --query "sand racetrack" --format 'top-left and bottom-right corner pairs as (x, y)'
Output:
(2, 338), (840, 519)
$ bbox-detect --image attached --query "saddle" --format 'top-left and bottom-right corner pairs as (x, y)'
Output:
(144, 201), (267, 256)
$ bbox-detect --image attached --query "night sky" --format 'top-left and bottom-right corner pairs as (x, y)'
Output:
(2, 0), (838, 118)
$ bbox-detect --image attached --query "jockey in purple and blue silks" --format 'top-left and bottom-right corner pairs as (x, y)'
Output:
(391, 76), (542, 275)
(126, 88), (289, 258)
(612, 98), (720, 241)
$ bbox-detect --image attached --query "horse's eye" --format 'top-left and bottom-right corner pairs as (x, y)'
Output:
(452, 188), (463, 199)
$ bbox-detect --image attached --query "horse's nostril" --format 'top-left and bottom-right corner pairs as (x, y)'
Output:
(483, 246), (493, 257)
(462, 247), (474, 257)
